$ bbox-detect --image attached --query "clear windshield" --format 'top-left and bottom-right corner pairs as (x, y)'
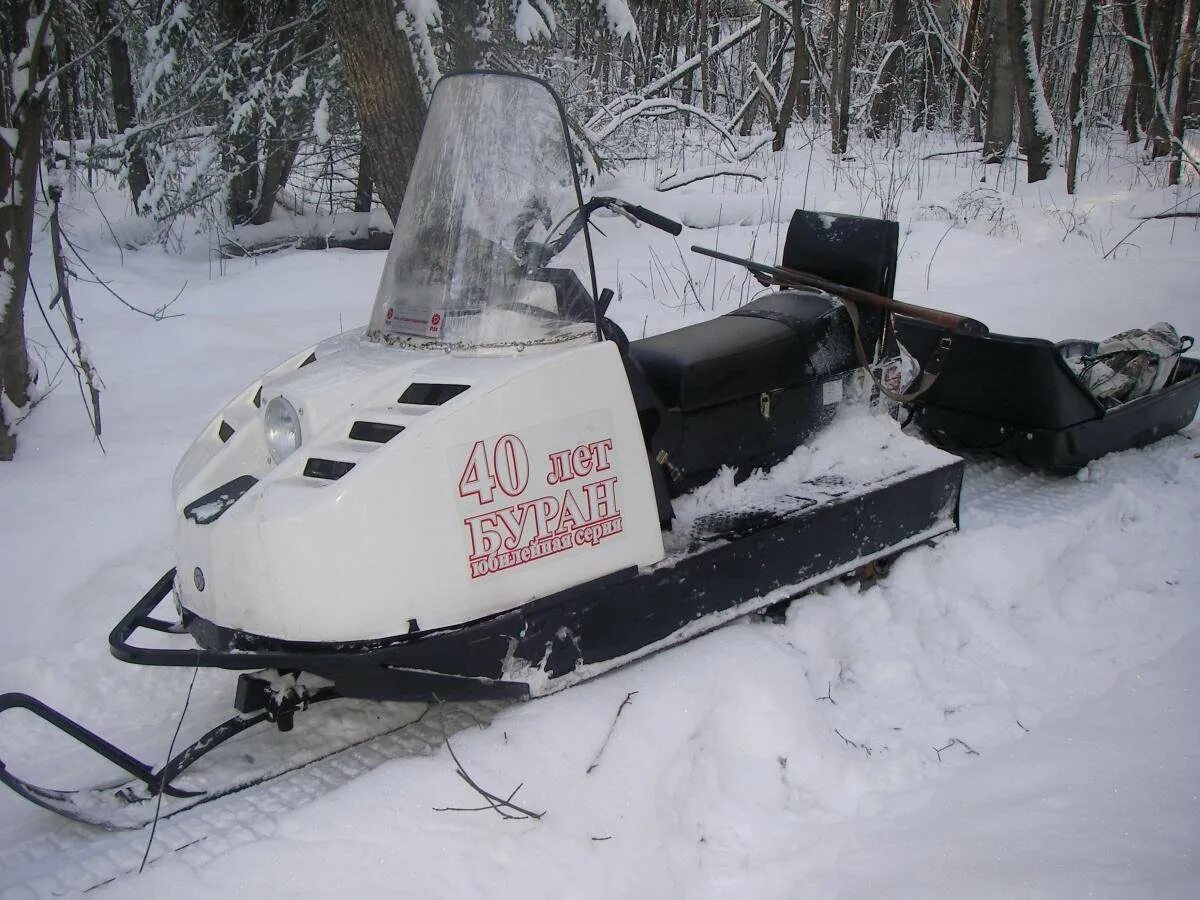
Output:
(367, 73), (596, 352)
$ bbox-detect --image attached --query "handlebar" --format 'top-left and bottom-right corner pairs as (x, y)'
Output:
(523, 196), (683, 273)
(621, 203), (683, 236)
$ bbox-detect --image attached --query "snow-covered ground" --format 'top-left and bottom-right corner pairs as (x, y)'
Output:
(1, 132), (1198, 898)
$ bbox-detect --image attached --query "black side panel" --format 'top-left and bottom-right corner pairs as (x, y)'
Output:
(782, 209), (900, 298)
(620, 351), (677, 524)
(661, 378), (834, 493)
(896, 316), (1105, 430)
(630, 311), (809, 410)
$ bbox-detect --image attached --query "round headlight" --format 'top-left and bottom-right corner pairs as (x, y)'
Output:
(264, 396), (302, 464)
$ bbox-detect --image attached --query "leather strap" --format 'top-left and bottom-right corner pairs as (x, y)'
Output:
(842, 299), (954, 405)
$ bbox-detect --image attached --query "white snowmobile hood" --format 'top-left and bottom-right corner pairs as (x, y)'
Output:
(171, 334), (665, 643)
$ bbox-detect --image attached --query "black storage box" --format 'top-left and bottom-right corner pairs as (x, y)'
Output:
(896, 317), (1200, 473)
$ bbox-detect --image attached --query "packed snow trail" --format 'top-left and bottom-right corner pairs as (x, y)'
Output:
(0, 700), (507, 896)
(2, 428), (1195, 897)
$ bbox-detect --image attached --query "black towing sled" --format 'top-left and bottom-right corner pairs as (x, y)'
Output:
(895, 318), (1200, 473)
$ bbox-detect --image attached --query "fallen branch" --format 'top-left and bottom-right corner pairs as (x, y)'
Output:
(433, 740), (544, 821)
(1103, 190), (1200, 259)
(220, 228), (394, 258)
(656, 165), (765, 192)
(586, 691), (638, 775)
(1138, 211), (1200, 220)
(589, 97), (738, 149)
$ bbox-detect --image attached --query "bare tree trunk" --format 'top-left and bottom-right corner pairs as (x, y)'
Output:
(952, 0), (984, 129)
(0, 1), (53, 460)
(774, 0), (809, 150)
(972, 2), (994, 141)
(330, 0), (428, 222)
(355, 141), (374, 212)
(681, 3), (698, 117)
(829, 0), (843, 142)
(834, 0), (860, 153)
(1066, 0), (1100, 193)
(1148, 1), (1183, 99)
(742, 10), (771, 135)
(983, 0), (1016, 161)
(869, 0), (910, 138)
(698, 0), (713, 113)
(1169, 0), (1199, 184)
(1147, 0), (1185, 156)
(96, 0), (148, 210)
(1008, 0), (1055, 181)
(1118, 0), (1163, 147)
(646, 2), (668, 85)
(795, 2), (812, 120)
(443, 0), (490, 69)
(1030, 0), (1045, 53)
(921, 0), (951, 129)
(216, 0), (261, 225)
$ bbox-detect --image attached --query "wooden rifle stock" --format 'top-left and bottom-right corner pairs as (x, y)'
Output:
(690, 245), (988, 336)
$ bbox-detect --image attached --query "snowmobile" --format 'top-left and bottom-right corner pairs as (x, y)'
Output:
(0, 71), (964, 828)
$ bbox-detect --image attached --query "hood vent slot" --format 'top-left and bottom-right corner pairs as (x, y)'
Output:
(349, 421), (404, 443)
(184, 475), (258, 525)
(399, 383), (469, 406)
(304, 458), (355, 480)
(218, 420), (235, 443)
(252, 386), (262, 408)
(298, 352), (317, 368)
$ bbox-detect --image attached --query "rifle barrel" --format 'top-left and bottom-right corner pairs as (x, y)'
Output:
(691, 245), (986, 335)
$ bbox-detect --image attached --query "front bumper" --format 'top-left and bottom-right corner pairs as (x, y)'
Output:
(109, 570), (531, 702)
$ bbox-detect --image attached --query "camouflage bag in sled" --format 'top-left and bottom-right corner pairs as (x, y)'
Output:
(1067, 322), (1194, 407)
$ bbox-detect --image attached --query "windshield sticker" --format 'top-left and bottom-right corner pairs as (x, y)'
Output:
(450, 417), (623, 579)
(386, 305), (446, 338)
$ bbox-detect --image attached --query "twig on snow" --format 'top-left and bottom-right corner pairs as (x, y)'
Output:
(433, 740), (544, 821)
(933, 738), (980, 762)
(586, 691), (638, 775)
(835, 728), (873, 757)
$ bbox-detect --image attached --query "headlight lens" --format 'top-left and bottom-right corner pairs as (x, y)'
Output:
(264, 396), (302, 463)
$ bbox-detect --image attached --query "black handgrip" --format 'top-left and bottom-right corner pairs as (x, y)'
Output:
(625, 204), (683, 236)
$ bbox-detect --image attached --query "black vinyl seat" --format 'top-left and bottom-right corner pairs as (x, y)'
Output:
(784, 209), (899, 297)
(629, 291), (846, 412)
